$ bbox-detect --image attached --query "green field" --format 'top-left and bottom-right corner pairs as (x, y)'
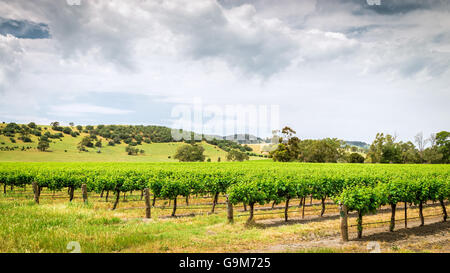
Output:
(0, 125), (262, 162)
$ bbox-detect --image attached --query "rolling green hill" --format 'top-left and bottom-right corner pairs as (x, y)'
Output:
(0, 123), (263, 162)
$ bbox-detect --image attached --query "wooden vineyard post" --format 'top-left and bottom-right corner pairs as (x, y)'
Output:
(339, 203), (348, 242)
(404, 201), (408, 228)
(81, 184), (88, 204)
(226, 195), (234, 224)
(144, 188), (151, 219)
(32, 181), (39, 204)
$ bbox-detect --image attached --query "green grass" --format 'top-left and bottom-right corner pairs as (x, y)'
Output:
(0, 198), (220, 252)
(0, 187), (336, 253)
(0, 198), (289, 253)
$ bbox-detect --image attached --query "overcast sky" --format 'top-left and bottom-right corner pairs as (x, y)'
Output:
(0, 0), (449, 143)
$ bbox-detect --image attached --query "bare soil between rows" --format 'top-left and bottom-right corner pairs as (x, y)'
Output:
(248, 216), (449, 253)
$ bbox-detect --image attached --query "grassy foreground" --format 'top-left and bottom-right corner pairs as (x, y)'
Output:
(1, 190), (448, 253)
(0, 197), (291, 253)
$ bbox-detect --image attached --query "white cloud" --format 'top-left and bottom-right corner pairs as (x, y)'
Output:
(48, 103), (133, 116)
(0, 113), (53, 125)
(0, 34), (24, 92)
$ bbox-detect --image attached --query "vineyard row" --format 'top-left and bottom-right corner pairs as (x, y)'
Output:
(1, 163), (448, 239)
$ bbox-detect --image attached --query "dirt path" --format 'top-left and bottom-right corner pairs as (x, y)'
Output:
(248, 216), (449, 253)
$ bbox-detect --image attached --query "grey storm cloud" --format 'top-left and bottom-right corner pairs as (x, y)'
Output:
(0, 17), (50, 39)
(2, 0), (448, 78)
(153, 1), (301, 77)
(313, 0), (450, 15)
(2, 0), (301, 77)
(0, 15), (49, 93)
(219, 0), (450, 16)
(359, 0), (450, 15)
(0, 0), (140, 70)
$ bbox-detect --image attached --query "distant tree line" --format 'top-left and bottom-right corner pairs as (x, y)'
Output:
(205, 138), (253, 153)
(1, 122), (41, 142)
(0, 122), (71, 142)
(73, 124), (174, 144)
(270, 127), (349, 163)
(366, 131), (449, 164)
(270, 127), (449, 164)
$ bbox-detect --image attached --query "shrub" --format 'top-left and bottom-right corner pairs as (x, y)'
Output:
(63, 127), (72, 134)
(348, 153), (365, 163)
(125, 145), (139, 155)
(27, 122), (37, 129)
(226, 149), (249, 161)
